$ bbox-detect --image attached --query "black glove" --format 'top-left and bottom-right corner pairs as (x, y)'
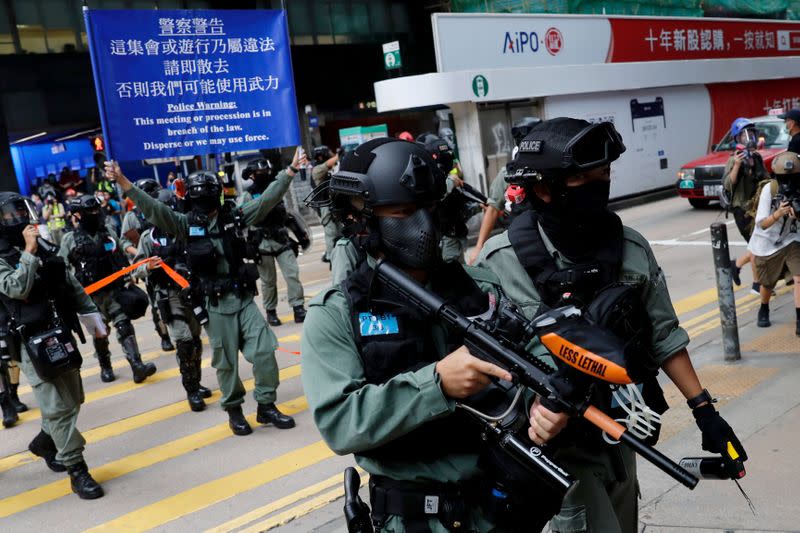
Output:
(693, 404), (748, 476)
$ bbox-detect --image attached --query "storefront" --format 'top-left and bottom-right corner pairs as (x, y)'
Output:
(375, 13), (800, 199)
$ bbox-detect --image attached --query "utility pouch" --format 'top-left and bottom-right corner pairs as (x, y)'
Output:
(157, 294), (173, 324)
(25, 327), (82, 381)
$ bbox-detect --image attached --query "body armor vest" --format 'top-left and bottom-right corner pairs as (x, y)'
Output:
(507, 211), (667, 445)
(342, 261), (490, 462)
(69, 229), (125, 288)
(0, 246), (71, 337)
(185, 204), (259, 297)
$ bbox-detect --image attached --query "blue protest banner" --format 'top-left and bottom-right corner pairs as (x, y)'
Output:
(83, 9), (300, 161)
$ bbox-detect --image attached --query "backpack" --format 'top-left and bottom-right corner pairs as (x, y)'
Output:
(745, 179), (777, 236)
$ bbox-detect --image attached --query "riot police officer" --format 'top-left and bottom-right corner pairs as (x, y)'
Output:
(302, 138), (566, 532)
(476, 118), (747, 532)
(105, 150), (304, 436)
(59, 194), (157, 384)
(311, 145), (342, 263)
(121, 178), (175, 352)
(240, 158), (307, 326)
(0, 192), (105, 499)
(132, 189), (212, 412)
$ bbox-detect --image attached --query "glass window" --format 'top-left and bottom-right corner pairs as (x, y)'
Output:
(0, 4), (14, 54)
(390, 2), (409, 34)
(368, 1), (391, 35)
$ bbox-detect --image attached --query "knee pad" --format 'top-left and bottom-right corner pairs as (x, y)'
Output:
(115, 319), (135, 340)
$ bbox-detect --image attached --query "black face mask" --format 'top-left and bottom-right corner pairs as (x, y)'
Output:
(377, 208), (440, 270)
(777, 176), (800, 195)
(80, 213), (103, 234)
(560, 179), (611, 215)
(191, 195), (220, 214)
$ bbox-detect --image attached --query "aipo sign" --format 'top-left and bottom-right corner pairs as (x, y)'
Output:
(502, 26), (563, 55)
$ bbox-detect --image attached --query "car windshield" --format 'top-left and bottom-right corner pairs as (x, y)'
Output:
(715, 120), (790, 151)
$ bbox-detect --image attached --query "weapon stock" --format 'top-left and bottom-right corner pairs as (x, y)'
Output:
(373, 259), (698, 490)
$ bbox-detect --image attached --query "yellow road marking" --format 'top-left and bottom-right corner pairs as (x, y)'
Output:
(239, 475), (370, 533)
(0, 396), (309, 519)
(0, 365), (302, 474)
(16, 332), (299, 397)
(84, 439), (334, 533)
(671, 284), (748, 317)
(687, 286), (791, 339)
(204, 468), (366, 533)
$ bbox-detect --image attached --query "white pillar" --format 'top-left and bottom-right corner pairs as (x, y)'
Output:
(449, 102), (488, 194)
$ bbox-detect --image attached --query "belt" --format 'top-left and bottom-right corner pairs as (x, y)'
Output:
(369, 475), (481, 533)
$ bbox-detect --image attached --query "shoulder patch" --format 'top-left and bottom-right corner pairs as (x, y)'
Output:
(335, 238), (351, 248)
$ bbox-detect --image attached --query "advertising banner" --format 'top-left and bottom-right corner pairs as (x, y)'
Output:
(84, 9), (300, 161)
(433, 13), (800, 72)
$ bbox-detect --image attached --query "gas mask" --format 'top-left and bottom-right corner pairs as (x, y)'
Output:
(191, 194), (221, 214)
(79, 210), (103, 234)
(376, 208), (440, 270)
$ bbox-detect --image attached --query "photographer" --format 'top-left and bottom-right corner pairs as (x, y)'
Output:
(747, 151), (800, 333)
(41, 192), (67, 245)
(723, 118), (769, 294)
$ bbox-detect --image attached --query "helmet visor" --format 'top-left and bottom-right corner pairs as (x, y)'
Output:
(187, 183), (220, 199)
(0, 197), (36, 228)
(565, 122), (626, 170)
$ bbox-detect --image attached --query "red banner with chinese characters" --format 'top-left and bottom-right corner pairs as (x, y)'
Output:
(705, 78), (800, 145)
(608, 18), (800, 62)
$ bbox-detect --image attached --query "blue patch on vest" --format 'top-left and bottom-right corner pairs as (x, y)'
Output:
(358, 312), (399, 337)
(189, 226), (206, 237)
(252, 193), (261, 199)
(103, 242), (114, 251)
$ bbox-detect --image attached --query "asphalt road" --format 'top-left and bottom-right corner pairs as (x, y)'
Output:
(1, 196), (792, 532)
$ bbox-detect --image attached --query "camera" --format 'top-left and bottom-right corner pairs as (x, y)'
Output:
(773, 184), (800, 216)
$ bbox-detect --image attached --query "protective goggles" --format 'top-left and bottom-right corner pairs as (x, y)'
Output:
(563, 122), (626, 171)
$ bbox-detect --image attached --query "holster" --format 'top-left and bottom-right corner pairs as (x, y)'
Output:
(23, 326), (82, 381)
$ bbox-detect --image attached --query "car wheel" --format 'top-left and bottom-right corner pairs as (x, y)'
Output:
(689, 198), (710, 208)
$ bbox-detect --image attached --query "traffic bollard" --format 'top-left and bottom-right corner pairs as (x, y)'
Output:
(710, 223), (741, 362)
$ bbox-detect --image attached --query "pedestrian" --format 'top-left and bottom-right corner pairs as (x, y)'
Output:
(724, 117), (770, 295)
(0, 192), (106, 499)
(781, 108), (800, 154)
(59, 194), (157, 384)
(747, 151), (800, 332)
(239, 158), (306, 327)
(105, 149), (305, 436)
(302, 138), (567, 532)
(476, 117), (747, 533)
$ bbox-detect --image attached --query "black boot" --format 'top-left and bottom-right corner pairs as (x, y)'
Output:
(121, 336), (157, 384)
(160, 334), (175, 352)
(266, 309), (282, 327)
(293, 305), (307, 324)
(28, 430), (66, 472)
(9, 384), (28, 413)
(176, 341), (205, 412)
(67, 461), (104, 499)
(757, 304), (771, 328)
(226, 405), (252, 436)
(192, 337), (212, 398)
(94, 337), (115, 383)
(256, 402), (295, 429)
(0, 391), (18, 428)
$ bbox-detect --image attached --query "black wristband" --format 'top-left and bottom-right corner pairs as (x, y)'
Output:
(687, 388), (716, 410)
(288, 165), (299, 174)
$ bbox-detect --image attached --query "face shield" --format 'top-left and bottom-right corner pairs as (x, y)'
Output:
(0, 197), (36, 229)
(564, 122), (626, 171)
(736, 128), (758, 150)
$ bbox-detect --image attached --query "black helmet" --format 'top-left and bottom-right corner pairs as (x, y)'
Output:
(420, 135), (455, 175)
(0, 192), (37, 247)
(506, 117), (625, 185)
(242, 158), (275, 182)
(135, 178), (162, 198)
(511, 117), (542, 147)
(312, 145), (331, 164)
(327, 138), (446, 212)
(186, 171), (221, 212)
(71, 194), (101, 213)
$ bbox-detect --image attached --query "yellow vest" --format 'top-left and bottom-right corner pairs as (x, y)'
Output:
(47, 204), (66, 230)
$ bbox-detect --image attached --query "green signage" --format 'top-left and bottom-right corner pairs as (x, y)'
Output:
(472, 74), (489, 98)
(382, 41), (402, 71)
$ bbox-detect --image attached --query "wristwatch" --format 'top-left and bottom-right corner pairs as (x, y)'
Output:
(687, 388), (716, 409)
